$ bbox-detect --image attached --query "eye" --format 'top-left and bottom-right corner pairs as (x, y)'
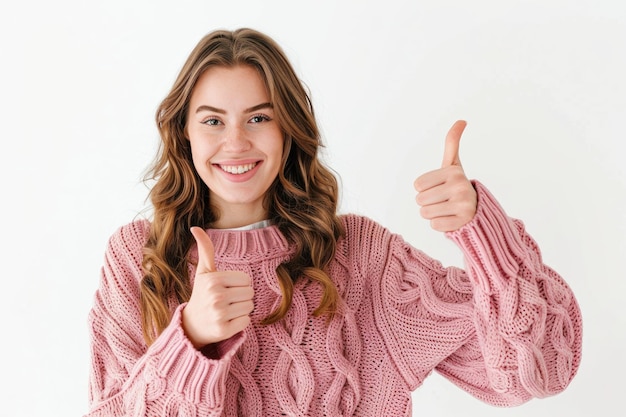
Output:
(202, 117), (222, 126)
(249, 114), (271, 124)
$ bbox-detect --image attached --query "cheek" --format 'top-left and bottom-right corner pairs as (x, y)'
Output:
(188, 139), (214, 173)
(190, 150), (203, 173)
(269, 143), (285, 175)
(270, 132), (285, 162)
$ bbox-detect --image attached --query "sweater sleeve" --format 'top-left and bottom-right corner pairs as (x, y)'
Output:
(84, 221), (245, 417)
(364, 181), (582, 407)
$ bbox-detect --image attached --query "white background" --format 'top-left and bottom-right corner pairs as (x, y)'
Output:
(1, 0), (624, 416)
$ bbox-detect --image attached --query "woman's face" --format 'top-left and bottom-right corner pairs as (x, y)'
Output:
(186, 65), (284, 228)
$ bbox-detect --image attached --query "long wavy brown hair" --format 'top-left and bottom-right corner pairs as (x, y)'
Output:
(140, 28), (345, 346)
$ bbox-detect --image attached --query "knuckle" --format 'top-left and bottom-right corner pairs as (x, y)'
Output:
(204, 276), (222, 291)
(451, 181), (466, 194)
(210, 292), (226, 305)
(213, 309), (227, 322)
(459, 186), (473, 199)
(206, 297), (227, 316)
(461, 199), (476, 214)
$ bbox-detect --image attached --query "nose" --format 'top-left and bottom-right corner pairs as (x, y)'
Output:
(222, 125), (251, 153)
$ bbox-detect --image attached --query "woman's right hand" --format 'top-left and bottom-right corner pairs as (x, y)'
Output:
(181, 226), (255, 349)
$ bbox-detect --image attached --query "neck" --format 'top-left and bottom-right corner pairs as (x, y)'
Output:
(211, 203), (269, 229)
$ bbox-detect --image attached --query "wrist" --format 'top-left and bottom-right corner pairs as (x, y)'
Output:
(181, 304), (207, 349)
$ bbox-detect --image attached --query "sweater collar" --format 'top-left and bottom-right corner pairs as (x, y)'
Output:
(222, 219), (272, 231)
(189, 224), (291, 263)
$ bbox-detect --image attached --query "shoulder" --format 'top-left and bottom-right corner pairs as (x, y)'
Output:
(339, 213), (393, 245)
(336, 214), (396, 269)
(107, 218), (151, 249)
(337, 213), (429, 271)
(104, 218), (152, 268)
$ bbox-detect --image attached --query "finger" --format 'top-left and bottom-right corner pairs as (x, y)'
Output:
(225, 315), (252, 335)
(419, 201), (457, 219)
(225, 286), (254, 303)
(191, 226), (216, 273)
(441, 120), (467, 168)
(215, 271), (252, 288)
(227, 300), (255, 319)
(415, 186), (449, 207)
(414, 168), (449, 192)
(429, 216), (465, 233)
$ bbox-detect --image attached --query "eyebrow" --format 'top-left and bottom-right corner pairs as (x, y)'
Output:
(194, 102), (273, 114)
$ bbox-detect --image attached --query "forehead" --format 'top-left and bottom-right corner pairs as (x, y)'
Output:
(190, 65), (270, 109)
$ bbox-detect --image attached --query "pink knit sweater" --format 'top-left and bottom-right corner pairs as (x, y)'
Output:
(85, 182), (582, 416)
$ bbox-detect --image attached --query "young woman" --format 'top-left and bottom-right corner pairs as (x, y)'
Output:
(85, 28), (582, 416)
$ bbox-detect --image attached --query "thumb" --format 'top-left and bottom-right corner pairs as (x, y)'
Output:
(190, 226), (216, 273)
(441, 119), (467, 168)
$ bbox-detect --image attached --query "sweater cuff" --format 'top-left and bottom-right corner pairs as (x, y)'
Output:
(145, 304), (245, 406)
(200, 331), (246, 359)
(446, 180), (528, 295)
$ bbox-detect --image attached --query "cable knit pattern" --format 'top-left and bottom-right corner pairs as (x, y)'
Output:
(85, 181), (582, 416)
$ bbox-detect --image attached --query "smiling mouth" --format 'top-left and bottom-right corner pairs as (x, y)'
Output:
(218, 162), (258, 174)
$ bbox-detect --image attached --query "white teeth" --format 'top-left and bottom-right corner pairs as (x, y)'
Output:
(219, 162), (257, 174)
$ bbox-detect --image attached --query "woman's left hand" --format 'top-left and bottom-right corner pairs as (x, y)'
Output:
(413, 120), (477, 232)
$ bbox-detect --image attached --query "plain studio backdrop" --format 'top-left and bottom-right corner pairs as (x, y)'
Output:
(1, 0), (624, 416)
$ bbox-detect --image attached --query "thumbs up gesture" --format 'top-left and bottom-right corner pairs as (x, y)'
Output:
(181, 227), (255, 348)
(413, 120), (477, 232)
